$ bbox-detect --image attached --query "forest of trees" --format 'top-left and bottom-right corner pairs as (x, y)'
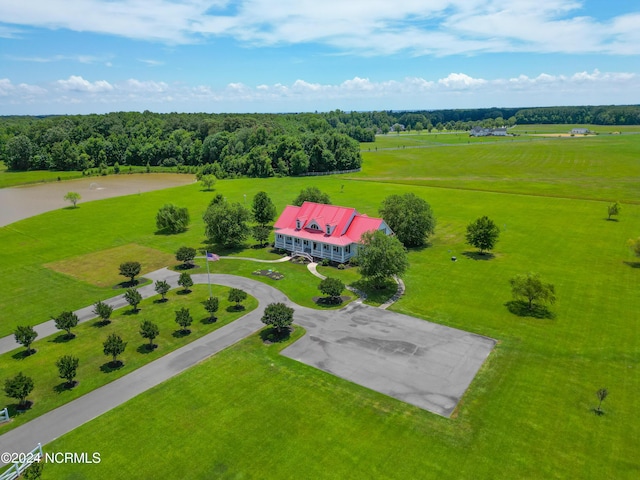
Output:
(1, 105), (638, 174)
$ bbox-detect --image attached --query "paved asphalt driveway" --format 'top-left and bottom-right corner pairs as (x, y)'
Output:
(1, 270), (495, 463)
(286, 302), (495, 417)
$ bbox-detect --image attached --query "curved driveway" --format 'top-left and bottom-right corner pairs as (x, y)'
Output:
(0, 270), (495, 463)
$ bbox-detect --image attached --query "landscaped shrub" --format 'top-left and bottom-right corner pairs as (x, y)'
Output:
(338, 263), (345, 270)
(321, 258), (330, 267)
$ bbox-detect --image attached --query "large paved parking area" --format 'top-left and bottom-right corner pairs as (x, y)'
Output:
(284, 302), (496, 417)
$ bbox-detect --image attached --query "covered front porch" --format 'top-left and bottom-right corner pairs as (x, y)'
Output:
(275, 234), (354, 263)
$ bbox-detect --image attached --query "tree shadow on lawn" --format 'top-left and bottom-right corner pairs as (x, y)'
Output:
(136, 343), (157, 354)
(604, 218), (619, 222)
(462, 251), (496, 261)
(226, 305), (245, 313)
(200, 241), (246, 256)
(260, 326), (292, 344)
(113, 278), (149, 290)
(53, 380), (78, 393)
(122, 309), (140, 316)
(505, 300), (555, 319)
(172, 329), (191, 338)
(50, 333), (76, 343)
(11, 349), (36, 360)
(200, 316), (217, 325)
(153, 298), (169, 304)
(313, 296), (350, 308)
(175, 263), (200, 271)
(351, 279), (396, 304)
(623, 261), (640, 269)
(92, 319), (111, 328)
(100, 361), (124, 373)
(6, 401), (33, 415)
(176, 289), (192, 296)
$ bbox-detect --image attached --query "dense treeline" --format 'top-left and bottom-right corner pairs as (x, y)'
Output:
(1, 105), (638, 173)
(0, 111), (362, 175)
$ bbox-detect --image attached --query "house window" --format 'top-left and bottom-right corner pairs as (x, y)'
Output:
(323, 244), (328, 250)
(303, 240), (308, 245)
(346, 245), (350, 253)
(296, 219), (301, 229)
(313, 242), (317, 249)
(295, 238), (299, 244)
(326, 224), (332, 234)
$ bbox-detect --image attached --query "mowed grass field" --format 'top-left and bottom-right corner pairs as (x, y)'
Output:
(1, 130), (639, 478)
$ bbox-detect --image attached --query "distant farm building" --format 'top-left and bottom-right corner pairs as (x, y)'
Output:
(274, 202), (393, 263)
(571, 128), (591, 135)
(469, 126), (509, 137)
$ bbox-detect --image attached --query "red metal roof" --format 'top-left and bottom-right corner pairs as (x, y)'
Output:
(274, 202), (385, 246)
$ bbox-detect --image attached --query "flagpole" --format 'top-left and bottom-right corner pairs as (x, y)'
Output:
(205, 251), (213, 299)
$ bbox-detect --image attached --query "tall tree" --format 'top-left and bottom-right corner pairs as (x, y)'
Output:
(252, 225), (271, 247)
(139, 320), (160, 349)
(14, 325), (38, 356)
(56, 355), (79, 387)
(228, 288), (248, 310)
(261, 302), (294, 333)
(63, 192), (81, 208)
(4, 372), (34, 408)
(124, 288), (143, 312)
(119, 261), (141, 284)
(178, 272), (193, 293)
(292, 186), (331, 206)
(93, 301), (113, 325)
(607, 201), (621, 220)
(203, 297), (219, 322)
(155, 280), (171, 300)
(379, 193), (436, 247)
(252, 191), (277, 226)
(156, 204), (190, 233)
(175, 307), (193, 334)
(358, 230), (409, 289)
(465, 216), (500, 254)
(176, 246), (196, 268)
(103, 333), (127, 365)
(53, 311), (79, 339)
(510, 273), (556, 310)
(203, 201), (251, 247)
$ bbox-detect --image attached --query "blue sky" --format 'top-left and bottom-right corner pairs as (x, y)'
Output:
(1, 0), (639, 115)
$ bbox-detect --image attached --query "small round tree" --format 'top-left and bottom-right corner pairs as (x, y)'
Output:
(119, 261), (141, 284)
(203, 297), (219, 322)
(178, 272), (193, 293)
(318, 277), (345, 304)
(4, 372), (34, 409)
(139, 320), (160, 350)
(155, 280), (170, 301)
(176, 246), (197, 268)
(124, 288), (143, 312)
(53, 311), (79, 339)
(607, 201), (621, 221)
(175, 307), (193, 334)
(200, 174), (217, 191)
(465, 216), (500, 254)
(261, 302), (294, 334)
(93, 300), (113, 326)
(103, 333), (127, 366)
(56, 355), (79, 388)
(14, 325), (38, 356)
(228, 288), (247, 310)
(156, 203), (190, 233)
(64, 191), (81, 208)
(510, 273), (556, 311)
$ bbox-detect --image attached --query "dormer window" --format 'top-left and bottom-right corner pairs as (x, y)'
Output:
(326, 224), (332, 235)
(296, 219), (301, 229)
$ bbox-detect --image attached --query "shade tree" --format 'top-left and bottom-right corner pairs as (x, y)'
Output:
(465, 216), (500, 254)
(228, 288), (247, 310)
(510, 273), (556, 311)
(379, 193), (436, 247)
(318, 277), (345, 304)
(156, 203), (190, 233)
(252, 191), (277, 226)
(175, 307), (193, 334)
(292, 186), (331, 206)
(119, 261), (141, 284)
(4, 372), (34, 408)
(203, 201), (251, 247)
(357, 230), (409, 289)
(56, 355), (79, 387)
(261, 302), (294, 333)
(93, 300), (113, 325)
(176, 246), (196, 268)
(54, 311), (79, 339)
(203, 297), (219, 322)
(63, 192), (81, 208)
(14, 325), (38, 356)
(124, 288), (143, 312)
(178, 272), (193, 293)
(103, 333), (127, 366)
(139, 320), (160, 349)
(155, 280), (170, 301)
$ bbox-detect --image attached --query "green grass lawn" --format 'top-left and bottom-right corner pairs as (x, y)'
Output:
(1, 130), (639, 478)
(0, 162), (83, 188)
(0, 284), (257, 433)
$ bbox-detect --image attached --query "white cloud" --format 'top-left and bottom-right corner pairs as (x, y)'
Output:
(5, 54), (109, 64)
(0, 1), (639, 55)
(138, 59), (164, 67)
(0, 69), (638, 113)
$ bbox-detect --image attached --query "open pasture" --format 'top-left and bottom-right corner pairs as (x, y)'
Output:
(1, 128), (639, 478)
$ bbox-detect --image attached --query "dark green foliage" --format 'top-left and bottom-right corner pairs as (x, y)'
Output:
(203, 297), (219, 321)
(596, 388), (609, 415)
(176, 246), (196, 266)
(252, 191), (277, 226)
(56, 355), (79, 386)
(228, 288), (247, 309)
(607, 201), (621, 220)
(178, 272), (193, 293)
(4, 372), (34, 407)
(358, 230), (409, 289)
(53, 311), (79, 338)
(252, 225), (271, 246)
(380, 193), (436, 247)
(140, 320), (160, 347)
(292, 186), (331, 206)
(465, 216), (500, 254)
(119, 261), (141, 283)
(93, 301), (113, 325)
(209, 194), (226, 207)
(261, 302), (294, 332)
(318, 277), (345, 302)
(175, 307), (193, 333)
(22, 459), (44, 480)
(103, 333), (126, 364)
(199, 174), (216, 191)
(203, 201), (251, 247)
(14, 325), (38, 355)
(155, 280), (170, 300)
(124, 288), (143, 312)
(510, 273), (556, 310)
(156, 204), (190, 233)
